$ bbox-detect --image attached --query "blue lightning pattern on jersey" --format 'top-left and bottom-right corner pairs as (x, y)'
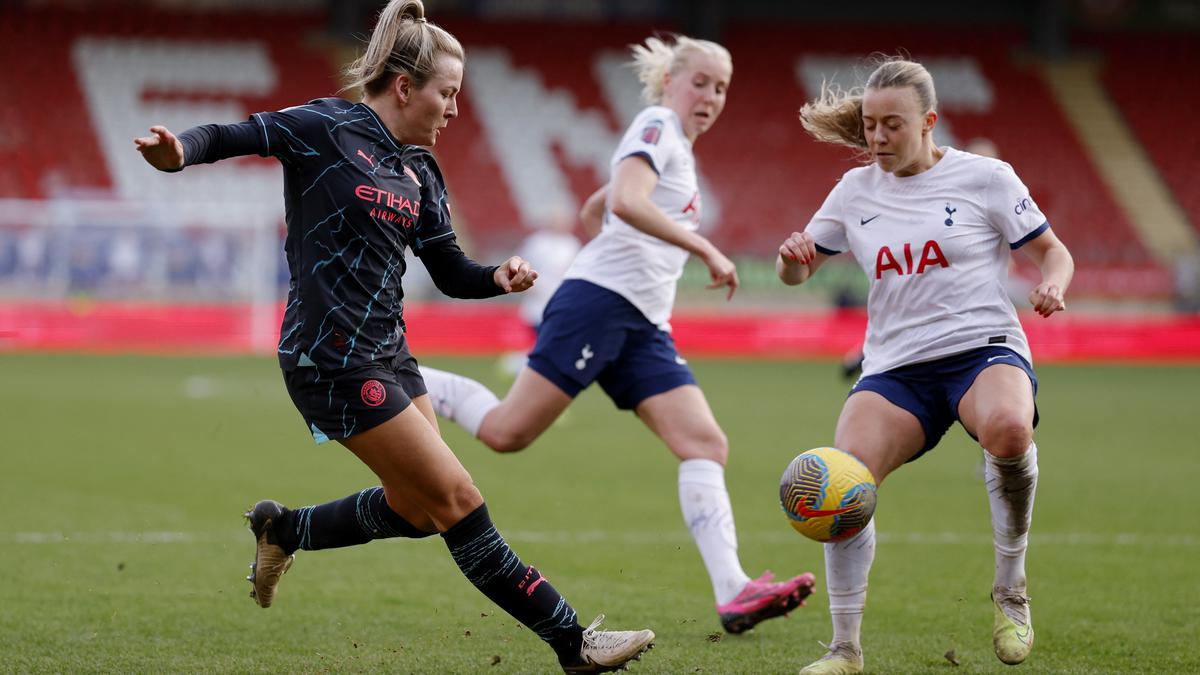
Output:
(257, 98), (456, 371)
(329, 115), (373, 131)
(301, 159), (352, 197)
(274, 123), (319, 157)
(303, 207), (347, 241)
(342, 253), (403, 367)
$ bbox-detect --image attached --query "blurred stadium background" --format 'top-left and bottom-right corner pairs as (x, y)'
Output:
(2, 0), (1199, 359)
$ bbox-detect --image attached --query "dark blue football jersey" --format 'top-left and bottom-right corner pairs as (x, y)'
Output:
(250, 98), (459, 370)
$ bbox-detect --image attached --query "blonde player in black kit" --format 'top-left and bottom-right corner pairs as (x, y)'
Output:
(133, 2), (654, 672)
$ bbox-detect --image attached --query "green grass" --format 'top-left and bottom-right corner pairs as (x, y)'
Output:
(1, 354), (1197, 673)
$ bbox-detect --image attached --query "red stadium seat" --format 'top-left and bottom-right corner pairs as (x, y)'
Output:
(1088, 33), (1200, 236)
(0, 9), (1173, 295)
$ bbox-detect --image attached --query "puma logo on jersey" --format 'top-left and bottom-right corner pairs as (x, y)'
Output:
(356, 149), (376, 167)
(875, 240), (950, 279)
(575, 344), (594, 371)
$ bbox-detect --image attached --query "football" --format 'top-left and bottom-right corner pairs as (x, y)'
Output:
(780, 447), (877, 543)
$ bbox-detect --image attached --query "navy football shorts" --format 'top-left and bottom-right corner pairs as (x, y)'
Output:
(527, 279), (696, 410)
(850, 346), (1039, 460)
(283, 345), (427, 444)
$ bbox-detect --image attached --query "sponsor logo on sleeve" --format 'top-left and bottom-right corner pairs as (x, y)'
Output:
(640, 119), (664, 145)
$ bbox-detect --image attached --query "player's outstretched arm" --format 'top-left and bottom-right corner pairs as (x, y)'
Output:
(133, 126), (185, 171)
(777, 231), (828, 285)
(1019, 227), (1074, 318)
(493, 256), (538, 293)
(608, 156), (738, 299)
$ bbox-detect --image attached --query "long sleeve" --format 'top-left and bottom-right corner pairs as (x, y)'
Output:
(417, 236), (503, 299)
(177, 120), (267, 168)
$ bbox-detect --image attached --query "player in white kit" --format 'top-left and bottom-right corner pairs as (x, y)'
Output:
(423, 34), (816, 634)
(777, 58), (1074, 674)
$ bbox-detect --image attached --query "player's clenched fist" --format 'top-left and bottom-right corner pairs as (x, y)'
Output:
(778, 231), (817, 266)
(494, 256), (538, 293)
(1028, 282), (1066, 318)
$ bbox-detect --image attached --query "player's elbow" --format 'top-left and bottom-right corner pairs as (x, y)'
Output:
(608, 193), (640, 224)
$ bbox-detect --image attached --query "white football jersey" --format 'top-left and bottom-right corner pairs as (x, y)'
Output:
(566, 106), (701, 329)
(806, 148), (1049, 376)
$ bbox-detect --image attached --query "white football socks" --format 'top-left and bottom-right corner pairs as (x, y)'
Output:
(678, 459), (751, 605)
(418, 365), (500, 438)
(984, 442), (1038, 590)
(825, 519), (875, 647)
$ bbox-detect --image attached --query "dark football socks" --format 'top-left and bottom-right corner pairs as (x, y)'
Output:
(442, 503), (584, 662)
(274, 486), (435, 553)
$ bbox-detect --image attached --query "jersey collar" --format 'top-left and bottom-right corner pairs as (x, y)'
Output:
(355, 101), (404, 151)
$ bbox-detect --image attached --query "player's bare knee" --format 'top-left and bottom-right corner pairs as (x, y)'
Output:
(704, 431), (730, 465)
(980, 412), (1033, 456)
(482, 426), (533, 453)
(671, 430), (728, 464)
(431, 480), (485, 523)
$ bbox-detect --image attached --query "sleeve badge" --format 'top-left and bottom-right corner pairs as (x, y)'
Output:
(640, 119), (664, 145)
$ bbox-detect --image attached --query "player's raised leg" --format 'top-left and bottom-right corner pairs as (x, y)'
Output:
(958, 363), (1038, 665)
(637, 384), (816, 633)
(800, 391), (923, 674)
(419, 365), (501, 437)
(421, 364), (572, 453)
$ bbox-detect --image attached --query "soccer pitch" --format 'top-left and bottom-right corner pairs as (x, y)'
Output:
(1, 354), (1197, 673)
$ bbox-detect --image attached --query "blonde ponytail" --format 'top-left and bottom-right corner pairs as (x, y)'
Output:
(343, 0), (464, 97)
(799, 82), (867, 150)
(799, 56), (938, 152)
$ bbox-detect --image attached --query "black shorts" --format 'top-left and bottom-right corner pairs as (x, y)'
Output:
(283, 346), (427, 444)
